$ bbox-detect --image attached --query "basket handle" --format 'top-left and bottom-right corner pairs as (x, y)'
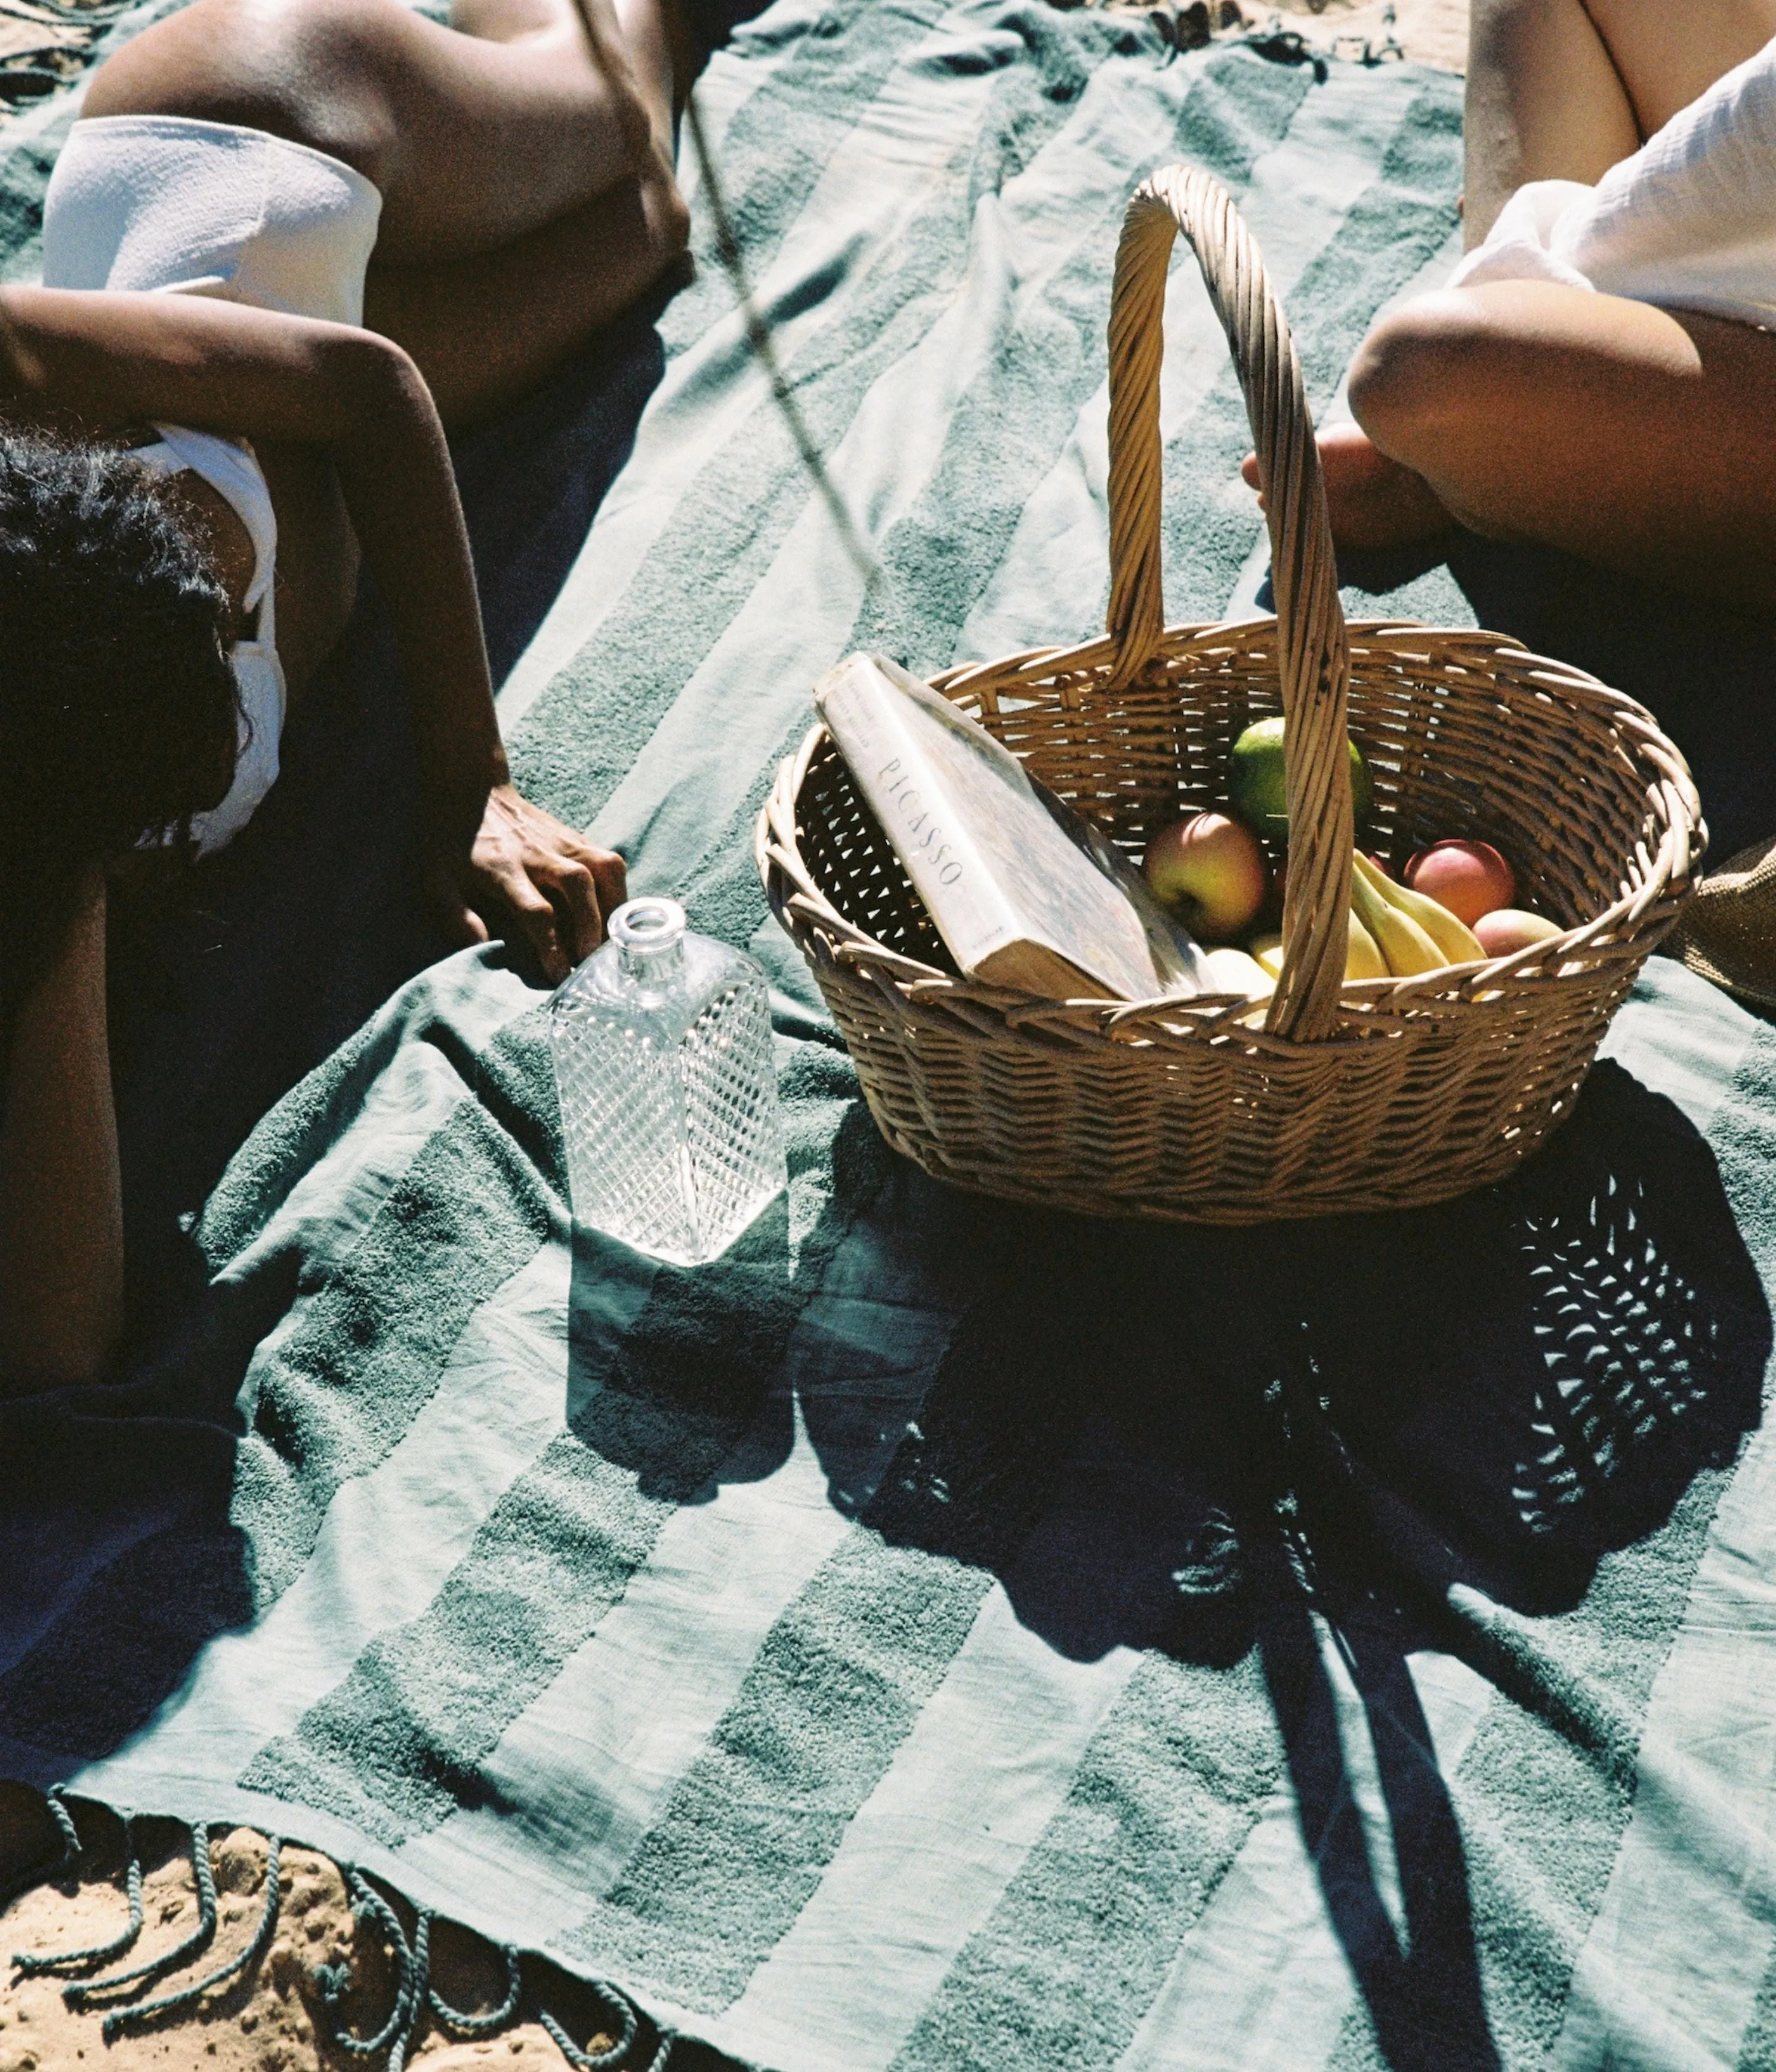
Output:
(1106, 165), (1353, 1044)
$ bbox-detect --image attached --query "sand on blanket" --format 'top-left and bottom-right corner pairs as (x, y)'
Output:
(0, 1794), (631, 2070)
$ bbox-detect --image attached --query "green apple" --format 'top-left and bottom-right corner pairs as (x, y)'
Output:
(1229, 717), (1373, 838)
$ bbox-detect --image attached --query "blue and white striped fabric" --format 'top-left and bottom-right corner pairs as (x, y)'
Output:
(5, 7), (1776, 2069)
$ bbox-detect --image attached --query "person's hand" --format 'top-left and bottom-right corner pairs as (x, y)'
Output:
(433, 781), (627, 984)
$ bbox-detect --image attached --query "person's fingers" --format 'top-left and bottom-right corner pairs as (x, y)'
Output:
(432, 868), (491, 948)
(511, 882), (568, 984)
(590, 847), (628, 922)
(1240, 452), (1262, 490)
(549, 859), (602, 966)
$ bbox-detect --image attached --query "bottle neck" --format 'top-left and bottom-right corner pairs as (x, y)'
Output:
(610, 896), (687, 993)
(620, 934), (686, 989)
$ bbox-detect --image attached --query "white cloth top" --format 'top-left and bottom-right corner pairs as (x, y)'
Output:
(131, 426), (287, 856)
(41, 112), (382, 326)
(40, 115), (384, 852)
(1449, 34), (1776, 329)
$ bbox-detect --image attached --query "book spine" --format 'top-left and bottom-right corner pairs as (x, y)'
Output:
(818, 665), (1018, 971)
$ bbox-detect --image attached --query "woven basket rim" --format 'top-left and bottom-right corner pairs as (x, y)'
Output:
(758, 616), (1702, 1061)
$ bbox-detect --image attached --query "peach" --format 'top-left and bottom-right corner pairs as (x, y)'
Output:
(1474, 908), (1561, 957)
(1404, 839), (1516, 927)
(1142, 812), (1267, 943)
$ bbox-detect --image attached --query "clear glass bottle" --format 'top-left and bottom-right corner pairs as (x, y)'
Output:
(549, 896), (786, 1266)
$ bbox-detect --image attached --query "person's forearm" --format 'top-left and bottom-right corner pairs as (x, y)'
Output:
(329, 347), (509, 855)
(0, 870), (123, 1390)
(0, 292), (511, 860)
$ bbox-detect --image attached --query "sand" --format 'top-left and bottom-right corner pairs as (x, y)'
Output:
(1266, 0), (1469, 73)
(0, 1794), (629, 2071)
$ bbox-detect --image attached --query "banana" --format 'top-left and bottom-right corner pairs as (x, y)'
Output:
(1247, 932), (1285, 980)
(1249, 914), (1387, 983)
(1352, 850), (1485, 964)
(1201, 946), (1275, 998)
(1344, 908), (1389, 980)
(1350, 864), (1446, 976)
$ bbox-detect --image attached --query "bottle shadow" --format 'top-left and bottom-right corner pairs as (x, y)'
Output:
(562, 1058), (955, 1508)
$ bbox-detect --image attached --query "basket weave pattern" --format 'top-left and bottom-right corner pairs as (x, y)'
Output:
(757, 168), (1703, 1222)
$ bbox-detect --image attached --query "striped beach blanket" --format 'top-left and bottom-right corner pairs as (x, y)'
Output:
(5, 5), (1776, 2070)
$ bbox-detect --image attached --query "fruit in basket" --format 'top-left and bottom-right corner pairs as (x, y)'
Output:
(1474, 908), (1562, 957)
(1201, 945), (1275, 997)
(1350, 858), (1445, 976)
(1353, 851), (1483, 964)
(1228, 718), (1373, 838)
(1344, 909), (1389, 980)
(1142, 812), (1267, 941)
(1403, 839), (1517, 928)
(1248, 931), (1283, 978)
(1249, 911), (1387, 982)
(1264, 848), (1389, 931)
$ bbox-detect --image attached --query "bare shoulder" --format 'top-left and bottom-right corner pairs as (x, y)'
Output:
(78, 0), (414, 185)
(79, 0), (256, 121)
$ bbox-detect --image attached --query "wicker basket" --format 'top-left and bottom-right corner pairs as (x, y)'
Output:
(756, 166), (1705, 1222)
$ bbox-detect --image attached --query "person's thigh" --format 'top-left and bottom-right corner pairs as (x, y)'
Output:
(1352, 280), (1776, 610)
(83, 0), (652, 263)
(1584, 0), (1776, 137)
(1463, 0), (1640, 246)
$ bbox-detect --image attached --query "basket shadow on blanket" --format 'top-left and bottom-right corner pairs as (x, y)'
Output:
(535, 1041), (1771, 2070)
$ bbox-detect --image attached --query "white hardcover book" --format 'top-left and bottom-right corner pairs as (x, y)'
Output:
(814, 652), (1208, 1000)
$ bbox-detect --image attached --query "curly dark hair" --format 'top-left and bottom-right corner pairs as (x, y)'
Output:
(0, 429), (240, 1013)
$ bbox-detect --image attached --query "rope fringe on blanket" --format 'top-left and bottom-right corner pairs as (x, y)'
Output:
(4, 1792), (672, 2069)
(12, 1807), (144, 1976)
(313, 1863), (674, 2071)
(93, 1836), (284, 2041)
(59, 1819), (218, 2019)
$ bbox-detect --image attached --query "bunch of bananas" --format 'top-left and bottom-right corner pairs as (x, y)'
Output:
(1249, 851), (1484, 983)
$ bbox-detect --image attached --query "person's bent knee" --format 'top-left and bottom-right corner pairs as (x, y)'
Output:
(645, 165), (691, 272)
(1347, 292), (1496, 464)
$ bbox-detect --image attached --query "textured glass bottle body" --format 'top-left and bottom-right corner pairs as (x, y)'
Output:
(549, 898), (786, 1266)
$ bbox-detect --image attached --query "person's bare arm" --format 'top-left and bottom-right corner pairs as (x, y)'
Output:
(0, 287), (624, 975)
(0, 870), (122, 1392)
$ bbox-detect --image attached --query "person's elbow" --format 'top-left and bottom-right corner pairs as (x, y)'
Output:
(321, 327), (433, 443)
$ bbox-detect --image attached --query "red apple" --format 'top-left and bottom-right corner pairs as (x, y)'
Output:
(1142, 812), (1267, 942)
(1404, 839), (1516, 927)
(1474, 908), (1561, 957)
